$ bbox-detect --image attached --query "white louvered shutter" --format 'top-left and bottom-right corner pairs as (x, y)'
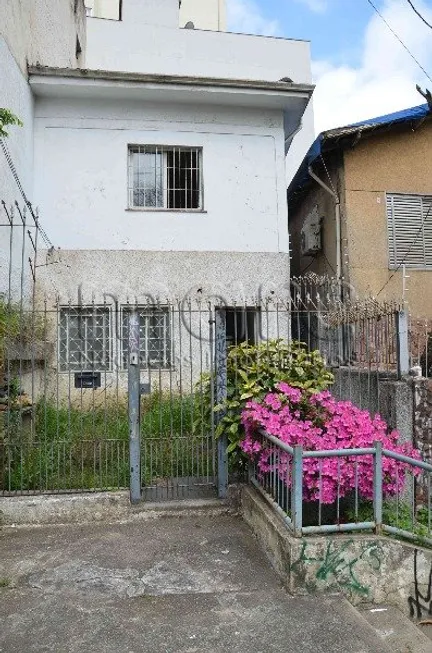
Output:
(386, 194), (432, 268)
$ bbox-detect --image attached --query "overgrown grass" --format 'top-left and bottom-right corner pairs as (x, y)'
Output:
(0, 391), (213, 492)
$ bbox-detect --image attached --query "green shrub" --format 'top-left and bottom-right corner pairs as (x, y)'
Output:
(200, 339), (334, 464)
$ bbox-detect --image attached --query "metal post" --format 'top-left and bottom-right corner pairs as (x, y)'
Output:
(373, 441), (383, 534)
(396, 310), (409, 378)
(128, 309), (141, 504)
(292, 444), (303, 537)
(215, 308), (228, 499)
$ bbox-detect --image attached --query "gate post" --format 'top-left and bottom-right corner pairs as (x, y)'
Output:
(396, 310), (410, 379)
(215, 309), (228, 499)
(128, 309), (141, 504)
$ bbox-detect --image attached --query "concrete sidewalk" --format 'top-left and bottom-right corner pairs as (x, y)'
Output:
(0, 511), (389, 652)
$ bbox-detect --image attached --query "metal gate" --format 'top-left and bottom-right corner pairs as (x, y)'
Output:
(127, 303), (226, 503)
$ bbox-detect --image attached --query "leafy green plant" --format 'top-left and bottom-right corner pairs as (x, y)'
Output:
(0, 109), (22, 138)
(200, 339), (334, 463)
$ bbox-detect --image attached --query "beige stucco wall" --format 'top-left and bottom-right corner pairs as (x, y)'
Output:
(343, 120), (432, 317)
(1, 0), (87, 73)
(289, 156), (342, 279)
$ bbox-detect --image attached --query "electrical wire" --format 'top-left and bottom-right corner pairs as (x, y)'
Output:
(406, 0), (432, 30)
(365, 0), (432, 84)
(0, 137), (53, 247)
(376, 200), (432, 297)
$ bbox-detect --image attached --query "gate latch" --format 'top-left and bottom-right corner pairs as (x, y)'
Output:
(140, 383), (151, 396)
(129, 353), (139, 366)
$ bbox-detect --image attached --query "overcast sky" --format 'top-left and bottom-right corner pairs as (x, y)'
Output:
(227, 0), (432, 135)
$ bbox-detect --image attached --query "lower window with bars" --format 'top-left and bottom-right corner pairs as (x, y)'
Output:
(59, 306), (171, 371)
(128, 145), (203, 211)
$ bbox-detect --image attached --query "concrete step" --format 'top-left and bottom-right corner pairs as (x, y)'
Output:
(359, 605), (432, 653)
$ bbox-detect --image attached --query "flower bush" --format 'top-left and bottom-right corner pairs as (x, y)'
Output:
(241, 383), (421, 504)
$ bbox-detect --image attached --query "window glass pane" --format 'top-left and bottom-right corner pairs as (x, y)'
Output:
(129, 146), (201, 210)
(122, 307), (171, 369)
(131, 149), (163, 208)
(59, 308), (110, 371)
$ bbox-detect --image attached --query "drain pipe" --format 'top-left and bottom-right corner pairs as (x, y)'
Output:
(307, 165), (341, 281)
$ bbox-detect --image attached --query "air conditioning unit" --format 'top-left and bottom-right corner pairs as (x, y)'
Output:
(301, 206), (322, 256)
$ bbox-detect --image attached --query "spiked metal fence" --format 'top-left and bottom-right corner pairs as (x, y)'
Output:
(0, 200), (426, 503)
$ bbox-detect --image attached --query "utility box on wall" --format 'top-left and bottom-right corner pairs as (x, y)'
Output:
(301, 205), (322, 256)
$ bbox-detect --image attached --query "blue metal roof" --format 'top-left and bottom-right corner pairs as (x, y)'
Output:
(288, 103), (430, 197)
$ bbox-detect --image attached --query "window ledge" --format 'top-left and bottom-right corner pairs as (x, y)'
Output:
(125, 208), (207, 214)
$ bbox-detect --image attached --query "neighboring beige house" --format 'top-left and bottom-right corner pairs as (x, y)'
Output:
(288, 104), (432, 318)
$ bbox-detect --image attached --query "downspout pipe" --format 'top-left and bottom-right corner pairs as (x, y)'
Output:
(307, 165), (341, 281)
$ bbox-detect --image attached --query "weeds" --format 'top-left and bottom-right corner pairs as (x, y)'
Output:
(0, 391), (213, 492)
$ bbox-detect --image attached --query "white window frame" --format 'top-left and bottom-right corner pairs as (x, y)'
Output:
(127, 145), (204, 212)
(386, 192), (432, 270)
(59, 306), (112, 372)
(121, 306), (172, 370)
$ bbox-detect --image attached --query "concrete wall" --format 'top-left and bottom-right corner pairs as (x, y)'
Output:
(0, 1), (87, 296)
(242, 486), (432, 618)
(85, 15), (312, 85)
(33, 98), (289, 254)
(180, 0), (227, 31)
(1, 0), (87, 74)
(343, 120), (432, 318)
(0, 37), (34, 210)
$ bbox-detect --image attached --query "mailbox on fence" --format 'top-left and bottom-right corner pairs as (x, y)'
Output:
(74, 372), (101, 389)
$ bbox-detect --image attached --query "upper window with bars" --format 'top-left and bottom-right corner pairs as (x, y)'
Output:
(386, 193), (432, 269)
(121, 307), (171, 369)
(128, 145), (203, 211)
(59, 307), (111, 371)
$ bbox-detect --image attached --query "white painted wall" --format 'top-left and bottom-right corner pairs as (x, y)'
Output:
(180, 0), (227, 30)
(1, 0), (86, 74)
(33, 97), (289, 254)
(85, 0), (120, 20)
(0, 38), (34, 209)
(86, 15), (312, 85)
(0, 0), (87, 206)
(0, 1), (87, 297)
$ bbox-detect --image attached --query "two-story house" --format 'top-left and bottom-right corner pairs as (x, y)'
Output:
(23, 0), (314, 393)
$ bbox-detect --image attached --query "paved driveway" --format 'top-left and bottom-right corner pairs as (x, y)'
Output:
(0, 511), (388, 652)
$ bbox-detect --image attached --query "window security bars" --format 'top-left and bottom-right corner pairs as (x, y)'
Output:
(59, 307), (111, 371)
(121, 307), (171, 369)
(59, 306), (171, 372)
(250, 429), (432, 547)
(387, 193), (432, 269)
(128, 145), (203, 210)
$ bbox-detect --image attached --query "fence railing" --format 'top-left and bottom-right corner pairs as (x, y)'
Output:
(250, 429), (432, 547)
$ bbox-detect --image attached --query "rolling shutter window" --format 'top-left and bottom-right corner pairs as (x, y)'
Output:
(387, 194), (432, 268)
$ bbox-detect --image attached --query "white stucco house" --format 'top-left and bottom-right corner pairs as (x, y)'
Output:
(2, 0), (314, 389)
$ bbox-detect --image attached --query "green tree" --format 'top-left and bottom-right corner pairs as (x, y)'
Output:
(0, 109), (23, 137)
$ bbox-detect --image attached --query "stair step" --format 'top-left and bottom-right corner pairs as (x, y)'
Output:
(359, 605), (432, 653)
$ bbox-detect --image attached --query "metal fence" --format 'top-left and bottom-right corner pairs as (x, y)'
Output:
(0, 199), (425, 504)
(250, 429), (432, 547)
